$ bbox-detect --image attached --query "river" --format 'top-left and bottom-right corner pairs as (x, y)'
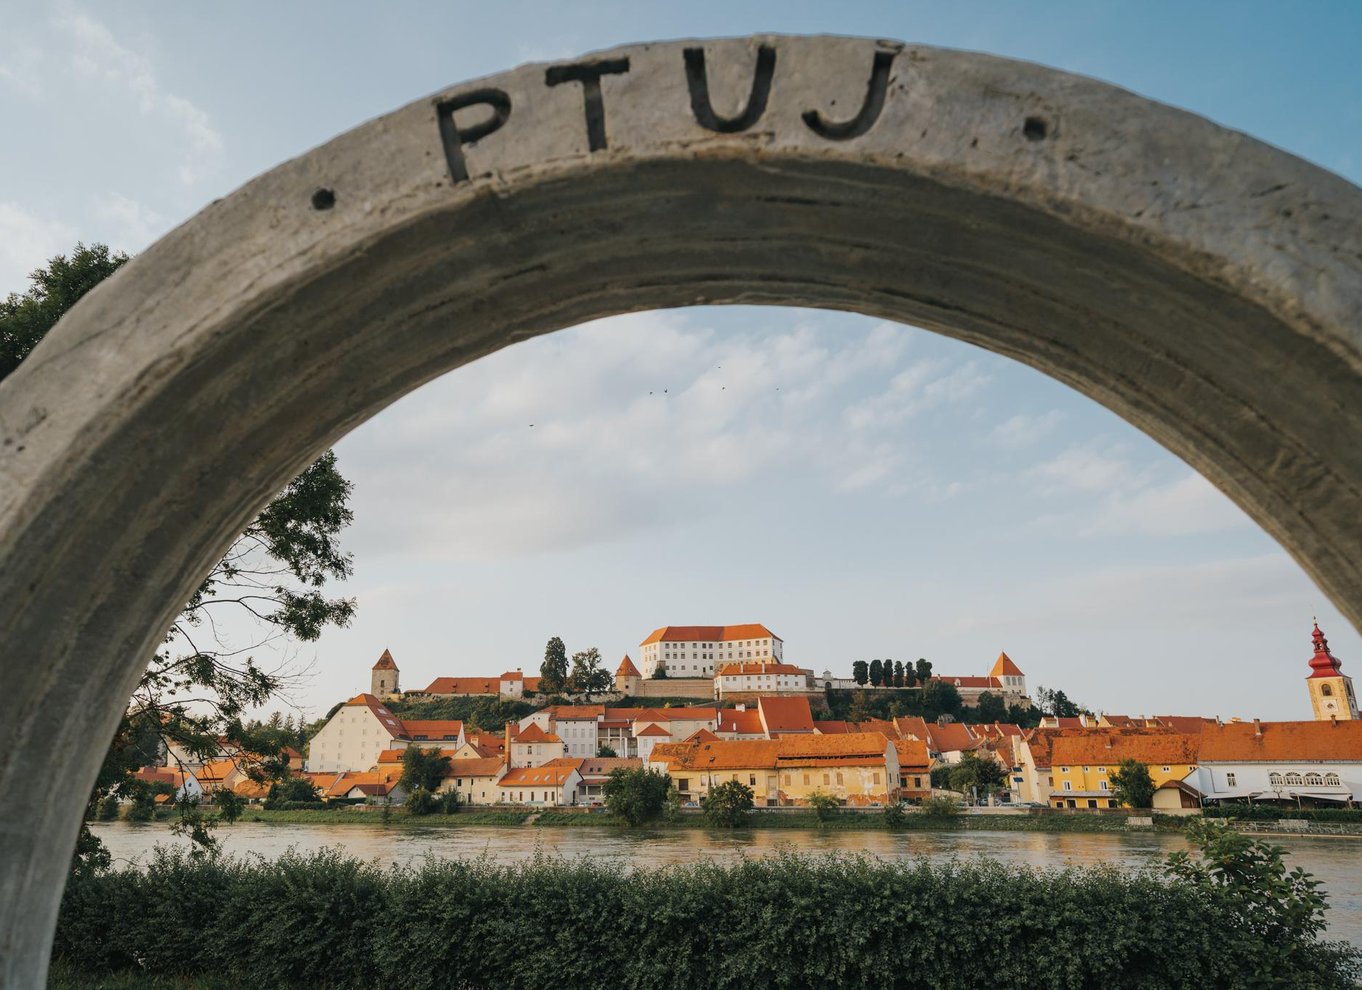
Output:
(91, 821), (1362, 945)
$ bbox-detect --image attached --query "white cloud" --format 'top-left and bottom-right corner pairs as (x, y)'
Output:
(990, 410), (1064, 449)
(54, 12), (222, 185)
(93, 192), (165, 251)
(0, 202), (77, 294)
(334, 312), (981, 562)
(0, 33), (44, 96)
(1086, 471), (1251, 537)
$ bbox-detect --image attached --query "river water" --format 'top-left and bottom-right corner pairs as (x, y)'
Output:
(91, 821), (1362, 945)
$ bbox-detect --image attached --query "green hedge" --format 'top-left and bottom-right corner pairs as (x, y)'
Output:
(1205, 804), (1362, 823)
(54, 849), (1359, 989)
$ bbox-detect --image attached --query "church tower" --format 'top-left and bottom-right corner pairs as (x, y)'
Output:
(371, 648), (400, 698)
(1306, 622), (1358, 721)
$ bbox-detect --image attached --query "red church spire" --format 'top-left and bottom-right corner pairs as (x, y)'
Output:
(1307, 620), (1346, 679)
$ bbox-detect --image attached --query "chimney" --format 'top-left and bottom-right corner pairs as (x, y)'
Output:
(1331, 715), (1339, 725)
(1253, 718), (1262, 737)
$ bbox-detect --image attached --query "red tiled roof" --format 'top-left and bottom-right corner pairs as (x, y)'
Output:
(718, 662), (805, 676)
(498, 764), (580, 787)
(420, 677), (502, 695)
(576, 757), (642, 780)
(716, 708), (764, 735)
(989, 651), (1024, 678)
(1050, 729), (1201, 767)
(616, 655), (641, 677)
(940, 676), (1004, 689)
(641, 624), (781, 646)
(638, 724), (672, 737)
(1151, 716), (1217, 733)
(893, 738), (931, 770)
(442, 757), (507, 779)
(814, 721), (852, 734)
(758, 696), (815, 734)
(1198, 720), (1362, 763)
(372, 648), (398, 671)
(894, 716), (930, 740)
(546, 705), (606, 721)
(926, 722), (980, 755)
(514, 724), (561, 744)
(399, 720), (464, 741)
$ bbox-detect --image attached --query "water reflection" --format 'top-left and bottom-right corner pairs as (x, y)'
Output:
(91, 821), (1361, 945)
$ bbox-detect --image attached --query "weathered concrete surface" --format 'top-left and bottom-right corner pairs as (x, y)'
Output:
(1, 35), (1361, 984)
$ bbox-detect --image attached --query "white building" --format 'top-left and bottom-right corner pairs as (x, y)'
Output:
(496, 760), (584, 805)
(509, 723), (566, 768)
(306, 694), (464, 772)
(715, 661), (811, 698)
(520, 705), (605, 758)
(1188, 720), (1362, 804)
(639, 624), (783, 679)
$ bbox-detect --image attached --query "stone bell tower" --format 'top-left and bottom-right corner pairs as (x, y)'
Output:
(1306, 622), (1358, 721)
(371, 648), (400, 699)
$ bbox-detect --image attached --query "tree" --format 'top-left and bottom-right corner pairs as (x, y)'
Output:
(807, 790), (840, 823)
(399, 747), (452, 794)
(701, 780), (754, 827)
(851, 661), (869, 686)
(903, 664), (917, 688)
(1035, 685), (1082, 719)
(915, 659), (933, 683)
(920, 680), (962, 720)
(569, 647), (611, 699)
(406, 787), (437, 816)
(597, 745), (618, 758)
(541, 637), (569, 694)
(1109, 758), (1156, 809)
(13, 245), (361, 874)
(214, 789), (245, 823)
(1165, 819), (1328, 946)
(947, 752), (1008, 801)
(975, 692), (1007, 723)
(893, 660), (906, 688)
(869, 659), (884, 687)
(603, 767), (672, 826)
(267, 776), (321, 805)
(0, 243), (128, 381)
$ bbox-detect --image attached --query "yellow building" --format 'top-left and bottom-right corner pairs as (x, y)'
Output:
(1048, 730), (1201, 809)
(1306, 622), (1359, 721)
(648, 732), (898, 807)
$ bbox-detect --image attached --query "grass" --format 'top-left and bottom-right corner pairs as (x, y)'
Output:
(48, 957), (226, 989)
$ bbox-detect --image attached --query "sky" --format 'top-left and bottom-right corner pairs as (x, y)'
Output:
(3, 2), (1361, 722)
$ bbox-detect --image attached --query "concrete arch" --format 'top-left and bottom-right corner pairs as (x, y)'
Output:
(2, 35), (1361, 982)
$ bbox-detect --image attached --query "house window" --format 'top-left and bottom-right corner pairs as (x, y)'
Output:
(677, 778), (689, 792)
(1226, 772), (1237, 788)
(1269, 772), (1284, 787)
(1062, 782), (1072, 791)
(1099, 781), (1108, 791)
(1322, 684), (1334, 696)
(1059, 767), (1068, 774)
(1326, 772), (1342, 787)
(749, 775), (756, 786)
(1161, 766), (1170, 773)
(1305, 772), (1325, 787)
(1285, 772), (1304, 786)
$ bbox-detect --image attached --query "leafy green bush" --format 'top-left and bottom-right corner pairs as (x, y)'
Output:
(883, 801), (907, 828)
(406, 787), (436, 816)
(55, 848), (1361, 988)
(603, 767), (672, 826)
(807, 790), (840, 823)
(701, 780), (754, 828)
(1205, 804), (1362, 824)
(920, 795), (962, 820)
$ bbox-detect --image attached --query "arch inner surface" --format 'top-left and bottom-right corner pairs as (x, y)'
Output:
(2, 35), (1361, 986)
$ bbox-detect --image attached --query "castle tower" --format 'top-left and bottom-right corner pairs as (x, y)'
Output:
(371, 648), (400, 698)
(989, 651), (1027, 700)
(615, 654), (642, 696)
(1306, 622), (1358, 721)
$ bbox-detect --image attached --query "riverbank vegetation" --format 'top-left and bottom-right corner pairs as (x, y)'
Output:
(54, 826), (1361, 989)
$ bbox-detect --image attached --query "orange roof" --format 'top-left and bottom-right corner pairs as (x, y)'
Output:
(814, 721), (852, 734)
(716, 708), (764, 735)
(1198, 720), (1362, 763)
(894, 716), (930, 740)
(1152, 716), (1217, 733)
(421, 677), (502, 695)
(652, 733), (891, 772)
(576, 757), (642, 780)
(758, 696), (815, 734)
(514, 724), (561, 744)
(926, 723), (980, 755)
(634, 707), (718, 722)
(498, 764), (580, 787)
(940, 676), (1004, 689)
(616, 655), (641, 677)
(399, 720), (464, 741)
(686, 728), (720, 743)
(232, 778), (271, 799)
(989, 651), (1024, 678)
(893, 738), (931, 770)
(640, 624), (780, 646)
(718, 661), (805, 677)
(638, 724), (672, 737)
(1050, 729), (1202, 767)
(776, 733), (892, 763)
(328, 766), (402, 797)
(372, 648), (398, 671)
(546, 705), (606, 720)
(443, 757), (507, 778)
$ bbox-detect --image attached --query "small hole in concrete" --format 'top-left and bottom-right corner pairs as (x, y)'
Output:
(1023, 117), (1048, 141)
(311, 188), (336, 210)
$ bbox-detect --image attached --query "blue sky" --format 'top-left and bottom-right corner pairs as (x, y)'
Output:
(3, 2), (1360, 720)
